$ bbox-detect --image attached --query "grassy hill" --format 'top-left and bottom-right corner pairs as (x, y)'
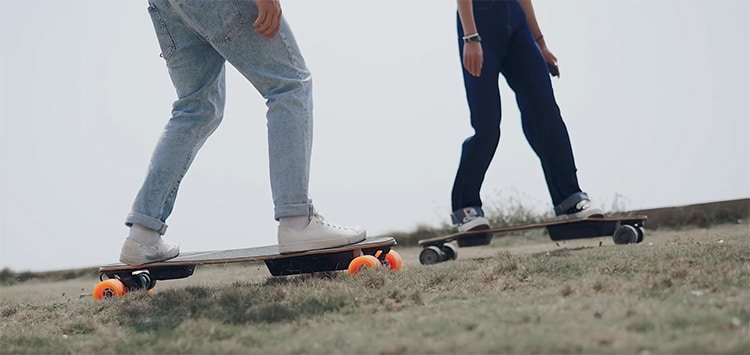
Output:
(1, 215), (748, 353)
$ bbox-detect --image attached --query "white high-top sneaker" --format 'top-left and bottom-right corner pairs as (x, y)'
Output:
(278, 212), (366, 254)
(119, 237), (180, 265)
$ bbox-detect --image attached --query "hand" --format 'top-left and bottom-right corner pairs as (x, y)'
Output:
(463, 42), (483, 77)
(538, 43), (559, 77)
(253, 0), (282, 38)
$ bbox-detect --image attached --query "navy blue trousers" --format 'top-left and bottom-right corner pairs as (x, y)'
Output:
(451, 0), (584, 215)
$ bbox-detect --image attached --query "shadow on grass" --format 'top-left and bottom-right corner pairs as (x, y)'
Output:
(108, 266), (439, 334)
(117, 280), (350, 333)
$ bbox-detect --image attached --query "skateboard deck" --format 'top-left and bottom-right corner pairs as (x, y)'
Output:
(417, 215), (647, 265)
(93, 237), (398, 300)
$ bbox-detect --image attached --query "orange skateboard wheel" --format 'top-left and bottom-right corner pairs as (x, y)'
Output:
(384, 250), (403, 271)
(92, 279), (126, 300)
(347, 255), (381, 275)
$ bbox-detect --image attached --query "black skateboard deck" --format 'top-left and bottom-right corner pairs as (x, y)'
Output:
(417, 216), (647, 265)
(93, 237), (398, 300)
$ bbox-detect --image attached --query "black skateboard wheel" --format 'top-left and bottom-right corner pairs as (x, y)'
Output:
(419, 246), (447, 265)
(612, 225), (639, 244)
(440, 243), (458, 261)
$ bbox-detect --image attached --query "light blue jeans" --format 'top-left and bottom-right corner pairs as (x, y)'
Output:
(126, 0), (313, 234)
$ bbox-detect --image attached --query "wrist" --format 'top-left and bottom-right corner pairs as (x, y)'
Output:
(462, 33), (482, 44)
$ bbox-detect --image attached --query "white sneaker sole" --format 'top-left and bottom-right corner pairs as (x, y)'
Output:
(278, 232), (366, 254)
(119, 251), (179, 265)
(558, 207), (605, 220)
(458, 216), (490, 233)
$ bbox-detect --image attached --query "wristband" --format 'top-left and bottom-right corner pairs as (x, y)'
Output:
(462, 33), (481, 43)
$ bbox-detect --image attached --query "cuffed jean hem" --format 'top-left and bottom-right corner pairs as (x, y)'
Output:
(125, 212), (168, 235)
(274, 202), (313, 220)
(554, 192), (589, 216)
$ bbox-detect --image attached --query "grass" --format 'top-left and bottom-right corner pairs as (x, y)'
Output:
(1, 223), (748, 354)
(0, 267), (97, 286)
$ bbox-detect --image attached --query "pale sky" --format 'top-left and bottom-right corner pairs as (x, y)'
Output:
(1, 0), (748, 271)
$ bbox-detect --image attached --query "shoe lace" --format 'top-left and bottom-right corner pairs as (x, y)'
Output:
(311, 211), (348, 230)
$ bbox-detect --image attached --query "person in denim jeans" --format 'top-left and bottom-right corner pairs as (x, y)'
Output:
(451, 0), (602, 239)
(120, 0), (365, 265)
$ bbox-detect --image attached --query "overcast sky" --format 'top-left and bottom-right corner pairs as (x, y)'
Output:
(1, 0), (748, 271)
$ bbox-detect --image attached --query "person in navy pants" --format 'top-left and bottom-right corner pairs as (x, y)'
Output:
(451, 0), (602, 239)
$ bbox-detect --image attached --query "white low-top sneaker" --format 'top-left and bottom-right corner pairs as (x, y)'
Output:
(457, 215), (490, 233)
(119, 237), (180, 265)
(278, 212), (366, 254)
(560, 199), (604, 219)
(456, 215), (492, 247)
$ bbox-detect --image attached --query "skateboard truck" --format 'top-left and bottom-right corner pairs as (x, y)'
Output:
(265, 244), (394, 276)
(98, 266), (196, 296)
